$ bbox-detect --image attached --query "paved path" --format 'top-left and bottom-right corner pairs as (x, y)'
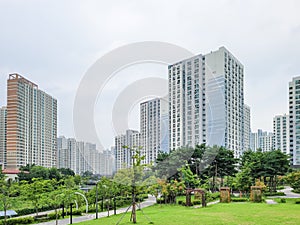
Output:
(265, 199), (277, 204)
(36, 196), (156, 225)
(278, 186), (300, 198)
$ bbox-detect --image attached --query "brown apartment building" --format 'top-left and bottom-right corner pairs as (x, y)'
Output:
(5, 74), (57, 169)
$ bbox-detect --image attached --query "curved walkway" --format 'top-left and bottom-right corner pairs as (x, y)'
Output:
(278, 186), (300, 198)
(36, 195), (157, 225)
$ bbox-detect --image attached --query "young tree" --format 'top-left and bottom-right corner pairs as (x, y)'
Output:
(0, 178), (17, 225)
(115, 146), (148, 224)
(21, 178), (54, 216)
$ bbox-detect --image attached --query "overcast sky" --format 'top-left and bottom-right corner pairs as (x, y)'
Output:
(0, 0), (299, 150)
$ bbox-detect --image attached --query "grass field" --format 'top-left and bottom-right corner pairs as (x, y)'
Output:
(77, 200), (300, 225)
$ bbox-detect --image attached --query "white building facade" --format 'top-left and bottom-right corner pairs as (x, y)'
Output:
(0, 107), (6, 168)
(289, 76), (300, 165)
(114, 130), (141, 171)
(250, 129), (274, 152)
(168, 47), (244, 157)
(140, 97), (169, 165)
(244, 105), (251, 152)
(57, 136), (113, 175)
(273, 114), (290, 155)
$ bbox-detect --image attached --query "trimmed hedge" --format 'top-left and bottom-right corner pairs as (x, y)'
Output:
(280, 198), (286, 203)
(15, 205), (54, 216)
(231, 198), (248, 202)
(206, 192), (220, 202)
(192, 200), (201, 205)
(264, 192), (285, 196)
(156, 198), (165, 204)
(0, 216), (34, 225)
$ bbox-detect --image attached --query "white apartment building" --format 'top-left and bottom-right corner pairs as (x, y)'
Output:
(99, 149), (115, 176)
(273, 114), (290, 155)
(169, 54), (206, 150)
(0, 106), (6, 168)
(289, 76), (300, 165)
(244, 105), (251, 152)
(168, 47), (244, 157)
(140, 97), (169, 165)
(57, 136), (109, 175)
(115, 130), (141, 171)
(260, 132), (275, 152)
(250, 129), (274, 152)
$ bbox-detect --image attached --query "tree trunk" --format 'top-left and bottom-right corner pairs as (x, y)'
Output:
(4, 205), (7, 225)
(131, 186), (137, 223)
(55, 208), (58, 225)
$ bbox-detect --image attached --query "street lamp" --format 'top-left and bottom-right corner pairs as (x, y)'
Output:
(96, 181), (99, 219)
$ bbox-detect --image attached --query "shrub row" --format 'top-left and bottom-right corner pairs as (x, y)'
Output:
(0, 216), (34, 225)
(206, 192), (220, 202)
(15, 205), (54, 216)
(264, 192), (285, 196)
(231, 198), (248, 202)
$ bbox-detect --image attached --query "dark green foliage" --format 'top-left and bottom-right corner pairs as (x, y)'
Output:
(47, 211), (62, 220)
(206, 192), (220, 202)
(264, 192), (285, 196)
(295, 200), (300, 204)
(192, 200), (201, 205)
(231, 198), (248, 202)
(16, 205), (54, 216)
(18, 165), (72, 182)
(156, 198), (165, 204)
(280, 198), (286, 203)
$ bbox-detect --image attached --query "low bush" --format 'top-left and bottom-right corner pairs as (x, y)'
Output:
(206, 192), (220, 202)
(192, 200), (201, 205)
(264, 192), (285, 196)
(295, 200), (300, 204)
(156, 198), (165, 204)
(293, 189), (300, 194)
(0, 216), (34, 225)
(231, 198), (248, 202)
(15, 205), (54, 216)
(280, 198), (286, 203)
(48, 211), (62, 220)
(177, 200), (183, 205)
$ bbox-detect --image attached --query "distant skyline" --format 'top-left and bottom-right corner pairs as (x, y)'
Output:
(0, 0), (299, 150)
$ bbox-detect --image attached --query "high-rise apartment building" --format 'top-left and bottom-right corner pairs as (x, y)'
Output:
(169, 54), (206, 151)
(115, 130), (141, 171)
(99, 149), (115, 176)
(260, 132), (275, 152)
(57, 136), (112, 175)
(140, 97), (169, 165)
(168, 47), (244, 157)
(244, 105), (251, 151)
(289, 76), (300, 165)
(6, 74), (57, 169)
(250, 129), (274, 152)
(0, 106), (6, 168)
(57, 136), (69, 169)
(273, 114), (289, 155)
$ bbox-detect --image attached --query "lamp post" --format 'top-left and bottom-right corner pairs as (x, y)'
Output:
(96, 181), (99, 219)
(70, 203), (73, 224)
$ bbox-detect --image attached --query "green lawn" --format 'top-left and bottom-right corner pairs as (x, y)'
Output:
(77, 201), (300, 225)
